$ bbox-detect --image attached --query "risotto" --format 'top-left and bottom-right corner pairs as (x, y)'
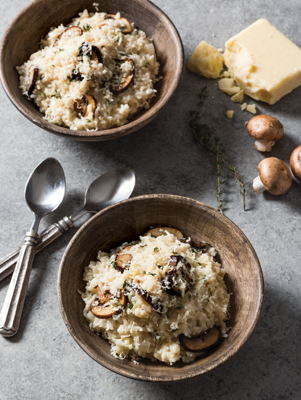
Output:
(16, 10), (160, 130)
(81, 228), (230, 365)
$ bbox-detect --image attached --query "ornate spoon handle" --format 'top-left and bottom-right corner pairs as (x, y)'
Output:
(0, 232), (38, 336)
(0, 217), (73, 282)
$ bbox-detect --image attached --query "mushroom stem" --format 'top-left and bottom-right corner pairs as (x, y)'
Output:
(253, 176), (266, 193)
(254, 140), (275, 152)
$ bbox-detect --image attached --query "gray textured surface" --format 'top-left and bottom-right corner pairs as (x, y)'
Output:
(0, 0), (301, 399)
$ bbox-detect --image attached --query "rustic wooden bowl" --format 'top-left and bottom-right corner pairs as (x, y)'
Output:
(58, 195), (264, 382)
(0, 0), (184, 141)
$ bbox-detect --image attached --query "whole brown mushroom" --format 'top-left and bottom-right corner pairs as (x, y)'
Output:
(247, 115), (284, 152)
(253, 157), (292, 195)
(290, 145), (301, 182)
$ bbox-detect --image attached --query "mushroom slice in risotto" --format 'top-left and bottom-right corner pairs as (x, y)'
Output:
(100, 14), (132, 34)
(74, 94), (97, 118)
(145, 227), (183, 239)
(53, 26), (83, 46)
(90, 285), (127, 318)
(27, 67), (39, 97)
(127, 282), (164, 314)
(111, 57), (135, 94)
(179, 327), (220, 352)
(162, 255), (194, 296)
(91, 45), (103, 63)
(115, 245), (134, 273)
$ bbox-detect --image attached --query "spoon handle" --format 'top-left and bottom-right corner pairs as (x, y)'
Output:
(0, 231), (39, 337)
(0, 217), (73, 282)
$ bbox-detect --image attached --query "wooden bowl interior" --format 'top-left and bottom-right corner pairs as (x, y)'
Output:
(1, 0), (183, 141)
(58, 195), (263, 381)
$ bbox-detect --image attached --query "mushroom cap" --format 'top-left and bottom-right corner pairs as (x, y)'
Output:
(290, 145), (301, 182)
(247, 115), (284, 141)
(258, 157), (292, 195)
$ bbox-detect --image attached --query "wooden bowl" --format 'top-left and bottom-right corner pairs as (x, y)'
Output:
(57, 195), (264, 382)
(0, 0), (184, 141)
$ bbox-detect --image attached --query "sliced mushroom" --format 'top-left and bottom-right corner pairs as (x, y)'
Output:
(53, 26), (82, 46)
(145, 227), (183, 239)
(91, 45), (103, 63)
(102, 14), (132, 34)
(115, 245), (134, 273)
(71, 69), (84, 81)
(27, 68), (39, 97)
(162, 255), (193, 296)
(179, 327), (220, 352)
(111, 57), (135, 94)
(74, 94), (96, 118)
(90, 286), (127, 318)
(127, 283), (164, 314)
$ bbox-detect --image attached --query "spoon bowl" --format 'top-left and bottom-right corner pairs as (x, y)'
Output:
(26, 158), (66, 217)
(84, 168), (136, 214)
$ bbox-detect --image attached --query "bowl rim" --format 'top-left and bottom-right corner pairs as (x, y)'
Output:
(57, 194), (264, 382)
(0, 0), (184, 141)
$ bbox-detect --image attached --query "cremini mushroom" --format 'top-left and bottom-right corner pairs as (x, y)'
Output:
(53, 26), (82, 46)
(179, 327), (220, 352)
(100, 14), (132, 34)
(247, 115), (284, 152)
(74, 94), (96, 118)
(27, 67), (39, 97)
(90, 286), (127, 318)
(127, 283), (164, 314)
(253, 157), (292, 195)
(290, 145), (301, 182)
(115, 245), (134, 272)
(162, 255), (193, 296)
(111, 57), (135, 94)
(91, 45), (103, 63)
(144, 227), (183, 239)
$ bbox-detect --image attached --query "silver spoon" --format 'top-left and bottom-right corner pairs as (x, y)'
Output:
(0, 158), (66, 337)
(0, 168), (136, 282)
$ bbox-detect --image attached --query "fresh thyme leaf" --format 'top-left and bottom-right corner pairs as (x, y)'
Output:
(206, 295), (211, 303)
(123, 279), (127, 288)
(190, 87), (246, 212)
(59, 48), (64, 51)
(177, 304), (185, 309)
(148, 331), (152, 336)
(188, 293), (192, 300)
(67, 76), (73, 82)
(111, 261), (117, 269)
(157, 264), (163, 269)
(129, 303), (134, 309)
(83, 24), (91, 32)
(151, 234), (157, 238)
(40, 75), (45, 80)
(86, 119), (91, 123)
(148, 272), (157, 276)
(145, 62), (150, 67)
(178, 289), (182, 295)
(198, 262), (202, 266)
(40, 91), (44, 98)
(143, 271), (146, 274)
(203, 274), (207, 280)
(172, 250), (178, 254)
(105, 98), (113, 105)
(153, 247), (159, 253)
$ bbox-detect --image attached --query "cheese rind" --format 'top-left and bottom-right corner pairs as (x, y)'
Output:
(224, 19), (301, 105)
(188, 41), (224, 79)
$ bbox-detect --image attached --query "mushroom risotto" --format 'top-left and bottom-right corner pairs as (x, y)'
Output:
(81, 228), (230, 365)
(16, 10), (160, 131)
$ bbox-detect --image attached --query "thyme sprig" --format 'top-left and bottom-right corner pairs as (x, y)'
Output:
(190, 87), (246, 212)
